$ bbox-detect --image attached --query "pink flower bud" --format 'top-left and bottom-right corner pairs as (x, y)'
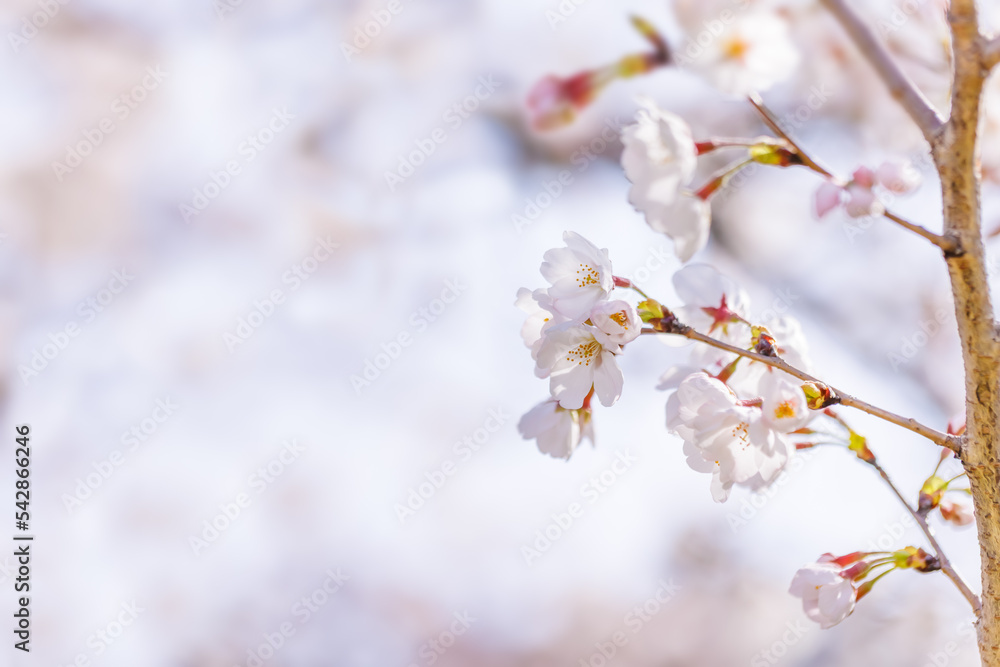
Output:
(876, 160), (921, 194)
(815, 182), (843, 218)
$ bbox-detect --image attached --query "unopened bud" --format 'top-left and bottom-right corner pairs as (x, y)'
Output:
(918, 475), (948, 514)
(802, 382), (838, 410)
(848, 431), (876, 464)
(893, 546), (940, 572)
(637, 299), (665, 323)
(752, 325), (777, 357)
(749, 142), (803, 167)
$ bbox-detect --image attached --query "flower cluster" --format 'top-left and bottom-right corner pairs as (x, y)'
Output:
(790, 548), (940, 628)
(515, 232), (639, 458)
(815, 161), (922, 219)
(659, 265), (815, 502)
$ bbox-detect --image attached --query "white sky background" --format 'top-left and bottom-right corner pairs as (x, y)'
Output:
(0, 0), (993, 665)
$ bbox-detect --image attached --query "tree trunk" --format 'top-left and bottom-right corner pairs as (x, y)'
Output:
(935, 4), (998, 664)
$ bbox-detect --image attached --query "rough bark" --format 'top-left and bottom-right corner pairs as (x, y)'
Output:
(935, 2), (999, 664)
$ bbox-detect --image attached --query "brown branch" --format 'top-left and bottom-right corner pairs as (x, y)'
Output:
(871, 460), (981, 612)
(747, 93), (960, 255)
(641, 326), (961, 452)
(938, 0), (1000, 660)
(818, 0), (944, 140)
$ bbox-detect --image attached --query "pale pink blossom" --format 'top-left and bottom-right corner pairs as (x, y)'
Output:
(666, 372), (792, 502)
(590, 300), (641, 345)
(539, 231), (614, 320)
(536, 323), (624, 409)
(876, 159), (922, 194)
(789, 560), (857, 628)
(518, 399), (594, 459)
(940, 498), (975, 527)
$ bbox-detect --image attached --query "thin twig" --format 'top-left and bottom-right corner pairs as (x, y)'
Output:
(818, 0), (945, 139)
(641, 326), (962, 452)
(747, 93), (960, 255)
(871, 460), (982, 613)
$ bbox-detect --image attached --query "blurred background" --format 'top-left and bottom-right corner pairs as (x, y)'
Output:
(2, 0), (995, 664)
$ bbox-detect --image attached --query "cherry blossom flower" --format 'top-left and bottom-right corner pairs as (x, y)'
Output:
(816, 168), (888, 220)
(789, 559), (857, 629)
(590, 299), (641, 345)
(527, 18), (670, 130)
(620, 102), (710, 262)
(536, 323), (624, 409)
(666, 372), (792, 502)
(844, 167), (885, 219)
(815, 181), (844, 218)
(539, 231), (614, 320)
(527, 73), (596, 131)
(759, 372), (812, 433)
(940, 498), (975, 527)
(515, 288), (564, 363)
(672, 264), (751, 336)
(621, 100), (698, 206)
(876, 159), (922, 194)
(680, 11), (800, 97)
(640, 195), (712, 263)
(518, 398), (594, 460)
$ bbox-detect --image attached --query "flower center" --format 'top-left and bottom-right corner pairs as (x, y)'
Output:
(730, 421), (751, 449)
(575, 263), (601, 288)
(565, 339), (602, 366)
(774, 401), (796, 420)
(609, 310), (630, 328)
(723, 37), (750, 61)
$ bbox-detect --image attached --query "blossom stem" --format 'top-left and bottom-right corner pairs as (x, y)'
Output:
(870, 460), (981, 612)
(623, 282), (650, 300)
(746, 93), (960, 255)
(640, 326), (962, 452)
(694, 158), (754, 200)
